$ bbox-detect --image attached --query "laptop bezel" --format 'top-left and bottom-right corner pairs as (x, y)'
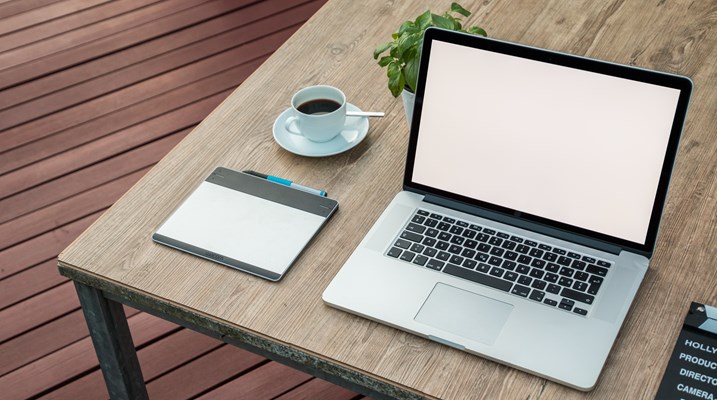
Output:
(403, 28), (693, 257)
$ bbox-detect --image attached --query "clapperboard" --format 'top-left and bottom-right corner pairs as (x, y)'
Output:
(656, 302), (717, 400)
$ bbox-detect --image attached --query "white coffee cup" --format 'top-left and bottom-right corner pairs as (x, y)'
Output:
(285, 85), (347, 142)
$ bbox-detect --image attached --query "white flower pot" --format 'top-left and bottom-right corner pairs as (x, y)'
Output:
(401, 88), (415, 129)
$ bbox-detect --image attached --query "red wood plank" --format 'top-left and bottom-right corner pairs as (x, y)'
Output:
(0, 311), (179, 399)
(0, 281), (78, 342)
(45, 328), (223, 399)
(275, 378), (360, 400)
(0, 127), (193, 225)
(0, 258), (65, 310)
(0, 0), (62, 19)
(0, 0), (250, 88)
(0, 0), (109, 36)
(0, 0), (315, 131)
(0, 168), (149, 251)
(146, 345), (266, 400)
(0, 36), (278, 169)
(0, 0), (210, 71)
(0, 0), (162, 52)
(198, 361), (313, 400)
(0, 211), (100, 279)
(0, 0), (265, 110)
(0, 307), (140, 376)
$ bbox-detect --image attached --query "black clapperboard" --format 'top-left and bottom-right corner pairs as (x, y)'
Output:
(656, 302), (717, 400)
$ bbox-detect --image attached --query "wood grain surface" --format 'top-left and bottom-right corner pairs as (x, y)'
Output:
(58, 0), (717, 399)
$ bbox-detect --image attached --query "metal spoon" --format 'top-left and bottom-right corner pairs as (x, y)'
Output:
(346, 111), (384, 117)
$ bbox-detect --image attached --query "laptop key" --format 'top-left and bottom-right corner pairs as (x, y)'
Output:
(558, 277), (574, 287)
(438, 232), (451, 241)
(400, 251), (415, 262)
(463, 259), (477, 269)
(469, 224), (482, 231)
(424, 218), (439, 227)
(502, 240), (517, 250)
(416, 209), (430, 216)
(529, 290), (545, 302)
(543, 298), (558, 307)
(394, 239), (412, 249)
(543, 252), (557, 262)
(557, 256), (572, 266)
(586, 264), (608, 276)
(559, 267), (574, 277)
(462, 229), (477, 239)
(436, 241), (449, 250)
(422, 237), (437, 247)
(531, 259), (546, 269)
(516, 264), (530, 274)
(561, 288), (595, 305)
(572, 260), (587, 270)
(531, 279), (547, 290)
(426, 259), (444, 271)
(545, 263), (560, 273)
(524, 240), (538, 247)
(547, 283), (561, 294)
(425, 228), (439, 237)
(448, 244), (462, 254)
(483, 228), (496, 235)
(597, 260), (612, 268)
(573, 281), (589, 292)
(552, 248), (567, 255)
(497, 232), (510, 239)
(505, 271), (518, 282)
(511, 284), (530, 297)
(401, 231), (423, 242)
(518, 275), (532, 286)
(461, 248), (476, 258)
(413, 255), (428, 266)
(437, 222), (451, 231)
(476, 252), (489, 262)
(477, 243), (491, 252)
(449, 225), (464, 235)
(443, 217), (456, 224)
(476, 233), (489, 242)
(504, 251), (518, 260)
(517, 254), (532, 264)
(430, 213), (443, 220)
(503, 260), (517, 271)
(406, 223), (426, 234)
(450, 236), (465, 245)
(567, 251), (581, 259)
(489, 267), (504, 277)
(456, 220), (469, 228)
(450, 255), (464, 264)
(488, 256), (502, 266)
(443, 264), (512, 292)
(559, 298), (574, 311)
(538, 243), (552, 251)
(387, 247), (402, 258)
(587, 281), (603, 295)
(410, 243), (425, 253)
(545, 273), (559, 283)
(423, 248), (438, 257)
(436, 251), (450, 261)
(412, 215), (426, 224)
(529, 248), (544, 258)
(573, 308), (588, 316)
(582, 256), (596, 263)
(489, 237), (503, 246)
(516, 244), (530, 254)
(575, 271), (589, 281)
(529, 268), (544, 279)
(476, 263), (491, 273)
(490, 247), (505, 256)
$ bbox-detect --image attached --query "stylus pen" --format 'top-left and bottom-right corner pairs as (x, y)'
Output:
(244, 170), (327, 197)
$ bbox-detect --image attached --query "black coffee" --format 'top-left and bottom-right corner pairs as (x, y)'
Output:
(297, 99), (341, 115)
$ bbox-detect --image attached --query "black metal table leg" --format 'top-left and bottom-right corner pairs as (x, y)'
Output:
(75, 282), (148, 400)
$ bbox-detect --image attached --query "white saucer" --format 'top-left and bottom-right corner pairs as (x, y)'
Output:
(273, 103), (369, 157)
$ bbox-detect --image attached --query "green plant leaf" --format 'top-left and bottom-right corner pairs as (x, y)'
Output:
(415, 10), (433, 30)
(467, 26), (488, 36)
(373, 42), (393, 59)
(397, 32), (421, 59)
(377, 56), (393, 67)
(451, 2), (471, 17)
(404, 56), (420, 93)
(398, 20), (418, 37)
(387, 61), (405, 97)
(432, 14), (455, 30)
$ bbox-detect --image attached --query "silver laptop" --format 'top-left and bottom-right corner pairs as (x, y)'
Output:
(323, 28), (692, 390)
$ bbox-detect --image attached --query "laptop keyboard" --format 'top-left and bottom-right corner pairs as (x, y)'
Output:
(386, 209), (612, 317)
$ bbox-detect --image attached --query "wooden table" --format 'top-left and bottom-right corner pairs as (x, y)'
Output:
(58, 0), (717, 398)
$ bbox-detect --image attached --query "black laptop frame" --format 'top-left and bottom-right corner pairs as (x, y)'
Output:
(403, 28), (693, 257)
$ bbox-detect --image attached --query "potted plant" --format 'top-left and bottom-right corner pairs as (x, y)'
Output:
(373, 2), (487, 124)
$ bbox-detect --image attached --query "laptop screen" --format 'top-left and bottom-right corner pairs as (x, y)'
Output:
(406, 29), (692, 252)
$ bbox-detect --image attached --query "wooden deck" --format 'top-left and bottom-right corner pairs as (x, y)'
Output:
(0, 1), (364, 398)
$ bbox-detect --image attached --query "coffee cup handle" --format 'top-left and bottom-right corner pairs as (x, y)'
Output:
(285, 116), (303, 136)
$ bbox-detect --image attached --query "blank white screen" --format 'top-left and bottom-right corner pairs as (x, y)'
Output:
(412, 41), (681, 244)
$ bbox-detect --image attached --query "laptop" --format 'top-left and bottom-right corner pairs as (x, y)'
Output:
(323, 28), (692, 390)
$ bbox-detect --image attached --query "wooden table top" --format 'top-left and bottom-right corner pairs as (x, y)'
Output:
(58, 0), (717, 398)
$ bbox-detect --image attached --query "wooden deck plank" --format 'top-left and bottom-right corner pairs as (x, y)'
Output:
(0, 281), (78, 342)
(0, 168), (149, 250)
(44, 327), (223, 399)
(198, 361), (314, 400)
(0, 48), (271, 176)
(146, 345), (267, 400)
(0, 0), (63, 19)
(0, 211), (100, 279)
(0, 129), (191, 225)
(276, 378), (363, 400)
(0, 311), (179, 399)
(0, 0), (315, 131)
(0, 307), (140, 376)
(0, 0), (110, 36)
(0, 0), (246, 88)
(0, 258), (65, 309)
(0, 0), (162, 53)
(0, 0), (211, 73)
(0, 0), (293, 110)
(0, 0), (360, 398)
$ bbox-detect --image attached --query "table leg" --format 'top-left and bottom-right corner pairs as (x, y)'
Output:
(75, 282), (148, 400)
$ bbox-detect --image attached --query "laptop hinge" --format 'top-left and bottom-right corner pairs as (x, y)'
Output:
(423, 194), (626, 256)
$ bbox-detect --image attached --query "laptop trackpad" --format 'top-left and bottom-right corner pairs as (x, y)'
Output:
(415, 283), (513, 345)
